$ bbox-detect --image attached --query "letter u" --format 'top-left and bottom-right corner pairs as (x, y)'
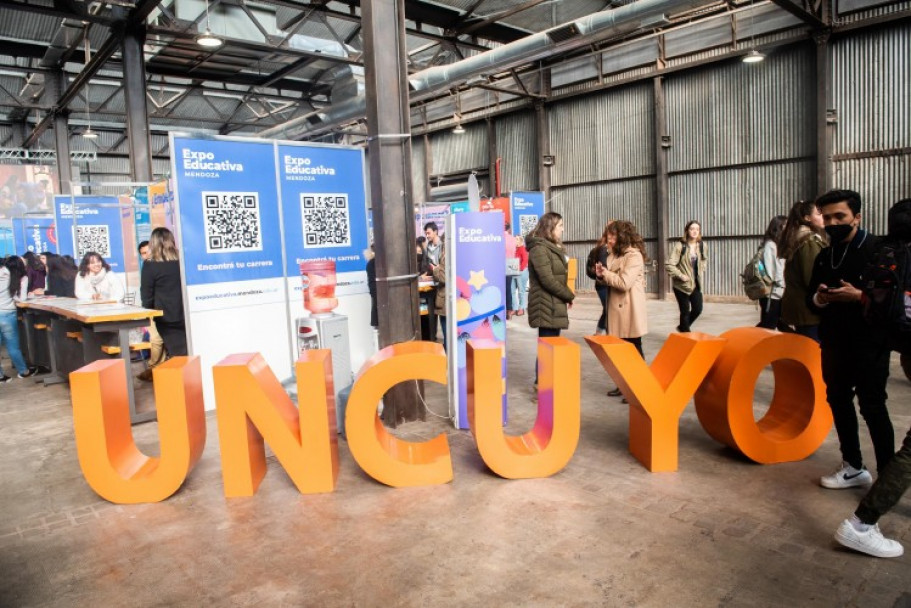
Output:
(69, 357), (206, 504)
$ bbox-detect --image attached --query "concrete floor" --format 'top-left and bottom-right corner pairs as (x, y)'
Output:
(1, 295), (909, 607)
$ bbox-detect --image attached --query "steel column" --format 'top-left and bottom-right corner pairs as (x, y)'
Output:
(815, 33), (832, 194)
(121, 23), (153, 182)
(653, 76), (669, 298)
(51, 71), (72, 194)
(535, 100), (550, 198)
(362, 0), (422, 426)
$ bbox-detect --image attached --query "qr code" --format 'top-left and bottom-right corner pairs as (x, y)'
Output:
(203, 192), (262, 253)
(519, 214), (538, 237)
(75, 225), (111, 258)
(301, 193), (350, 248)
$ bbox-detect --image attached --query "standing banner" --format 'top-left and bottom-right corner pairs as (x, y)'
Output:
(170, 134), (290, 409)
(54, 195), (125, 271)
(446, 211), (507, 429)
(277, 143), (370, 296)
(12, 216), (57, 255)
(509, 191), (545, 236)
(0, 221), (12, 256)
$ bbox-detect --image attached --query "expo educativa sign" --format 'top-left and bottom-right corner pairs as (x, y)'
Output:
(70, 327), (832, 504)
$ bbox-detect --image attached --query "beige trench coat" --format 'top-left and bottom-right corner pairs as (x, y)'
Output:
(600, 247), (648, 339)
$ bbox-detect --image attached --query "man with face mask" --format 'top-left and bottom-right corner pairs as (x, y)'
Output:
(807, 189), (894, 490)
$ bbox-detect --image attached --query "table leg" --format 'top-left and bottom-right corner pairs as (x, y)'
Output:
(41, 317), (68, 386)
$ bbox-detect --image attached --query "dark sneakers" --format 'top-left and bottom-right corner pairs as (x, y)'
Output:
(17, 367), (37, 379)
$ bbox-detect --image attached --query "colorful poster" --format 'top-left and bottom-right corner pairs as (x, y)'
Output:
(510, 191), (545, 236)
(446, 211), (507, 429)
(148, 179), (175, 231)
(0, 164), (57, 218)
(277, 142), (370, 296)
(12, 216), (57, 254)
(480, 196), (511, 229)
(170, 136), (285, 291)
(415, 204), (449, 238)
(54, 195), (125, 271)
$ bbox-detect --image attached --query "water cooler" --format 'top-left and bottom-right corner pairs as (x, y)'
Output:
(296, 313), (352, 432)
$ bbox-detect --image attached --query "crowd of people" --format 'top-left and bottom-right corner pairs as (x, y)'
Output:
(522, 190), (910, 560)
(0, 227), (186, 384)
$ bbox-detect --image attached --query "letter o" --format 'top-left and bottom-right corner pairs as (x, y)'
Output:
(694, 328), (833, 464)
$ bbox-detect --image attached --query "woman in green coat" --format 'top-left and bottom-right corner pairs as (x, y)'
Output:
(778, 200), (827, 341)
(526, 212), (575, 383)
(666, 220), (707, 332)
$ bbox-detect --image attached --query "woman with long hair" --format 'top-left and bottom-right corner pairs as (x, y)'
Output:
(779, 200), (826, 341)
(141, 227), (187, 357)
(757, 215), (788, 329)
(22, 251), (46, 295)
(74, 252), (125, 302)
(0, 256), (36, 380)
(666, 220), (707, 332)
(586, 221), (614, 335)
(596, 220), (648, 358)
(44, 253), (77, 298)
(526, 212), (575, 384)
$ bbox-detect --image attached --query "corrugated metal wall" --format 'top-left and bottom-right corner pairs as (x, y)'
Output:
(665, 43), (817, 296)
(549, 82), (655, 186)
(429, 121), (488, 176)
(831, 22), (911, 236)
(410, 136), (427, 205)
(547, 82), (656, 293)
(495, 111), (537, 192)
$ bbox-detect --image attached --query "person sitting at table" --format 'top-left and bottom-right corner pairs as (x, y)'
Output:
(22, 251), (46, 296)
(44, 254), (77, 298)
(74, 252), (124, 302)
(0, 256), (36, 381)
(141, 228), (187, 357)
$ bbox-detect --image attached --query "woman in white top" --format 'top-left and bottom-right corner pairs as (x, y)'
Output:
(74, 252), (124, 302)
(758, 215), (787, 329)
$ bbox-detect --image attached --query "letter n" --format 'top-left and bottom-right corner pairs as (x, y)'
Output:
(69, 357), (206, 503)
(213, 352), (338, 497)
(586, 333), (726, 472)
(468, 338), (580, 478)
(694, 328), (832, 463)
(345, 342), (451, 487)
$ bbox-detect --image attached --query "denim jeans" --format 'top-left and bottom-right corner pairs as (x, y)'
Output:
(517, 269), (529, 311)
(0, 310), (28, 374)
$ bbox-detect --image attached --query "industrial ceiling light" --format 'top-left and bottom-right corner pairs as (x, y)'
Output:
(82, 38), (98, 139)
(742, 49), (765, 63)
(196, 0), (223, 48)
(742, 0), (764, 64)
(452, 91), (465, 134)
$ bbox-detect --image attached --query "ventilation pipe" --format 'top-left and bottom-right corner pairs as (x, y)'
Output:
(260, 0), (710, 139)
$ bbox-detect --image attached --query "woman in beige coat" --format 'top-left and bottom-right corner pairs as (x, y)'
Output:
(596, 220), (648, 355)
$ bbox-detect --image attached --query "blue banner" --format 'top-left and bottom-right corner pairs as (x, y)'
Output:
(133, 187), (151, 245)
(12, 216), (57, 255)
(277, 143), (369, 289)
(0, 221), (14, 256)
(54, 196), (125, 271)
(171, 136), (284, 286)
(448, 211), (507, 429)
(509, 191), (545, 236)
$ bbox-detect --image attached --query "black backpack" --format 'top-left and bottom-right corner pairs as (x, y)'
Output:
(862, 239), (911, 351)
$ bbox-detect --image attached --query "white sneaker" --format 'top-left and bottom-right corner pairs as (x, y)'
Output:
(820, 462), (873, 489)
(835, 519), (904, 558)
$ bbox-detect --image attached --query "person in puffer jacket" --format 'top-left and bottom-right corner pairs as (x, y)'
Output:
(526, 212), (575, 385)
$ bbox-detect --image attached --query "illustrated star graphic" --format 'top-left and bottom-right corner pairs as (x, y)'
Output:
(467, 269), (488, 290)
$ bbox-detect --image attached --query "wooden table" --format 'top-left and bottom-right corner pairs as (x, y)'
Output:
(18, 297), (162, 424)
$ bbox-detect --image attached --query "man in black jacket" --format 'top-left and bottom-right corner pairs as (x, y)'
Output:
(807, 189), (894, 490)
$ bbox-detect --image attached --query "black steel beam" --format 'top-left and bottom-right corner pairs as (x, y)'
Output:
(0, 38), (49, 59)
(0, 0), (110, 25)
(767, 0), (826, 28)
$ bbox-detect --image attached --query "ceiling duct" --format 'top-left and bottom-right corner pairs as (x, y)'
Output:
(260, 0), (711, 139)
